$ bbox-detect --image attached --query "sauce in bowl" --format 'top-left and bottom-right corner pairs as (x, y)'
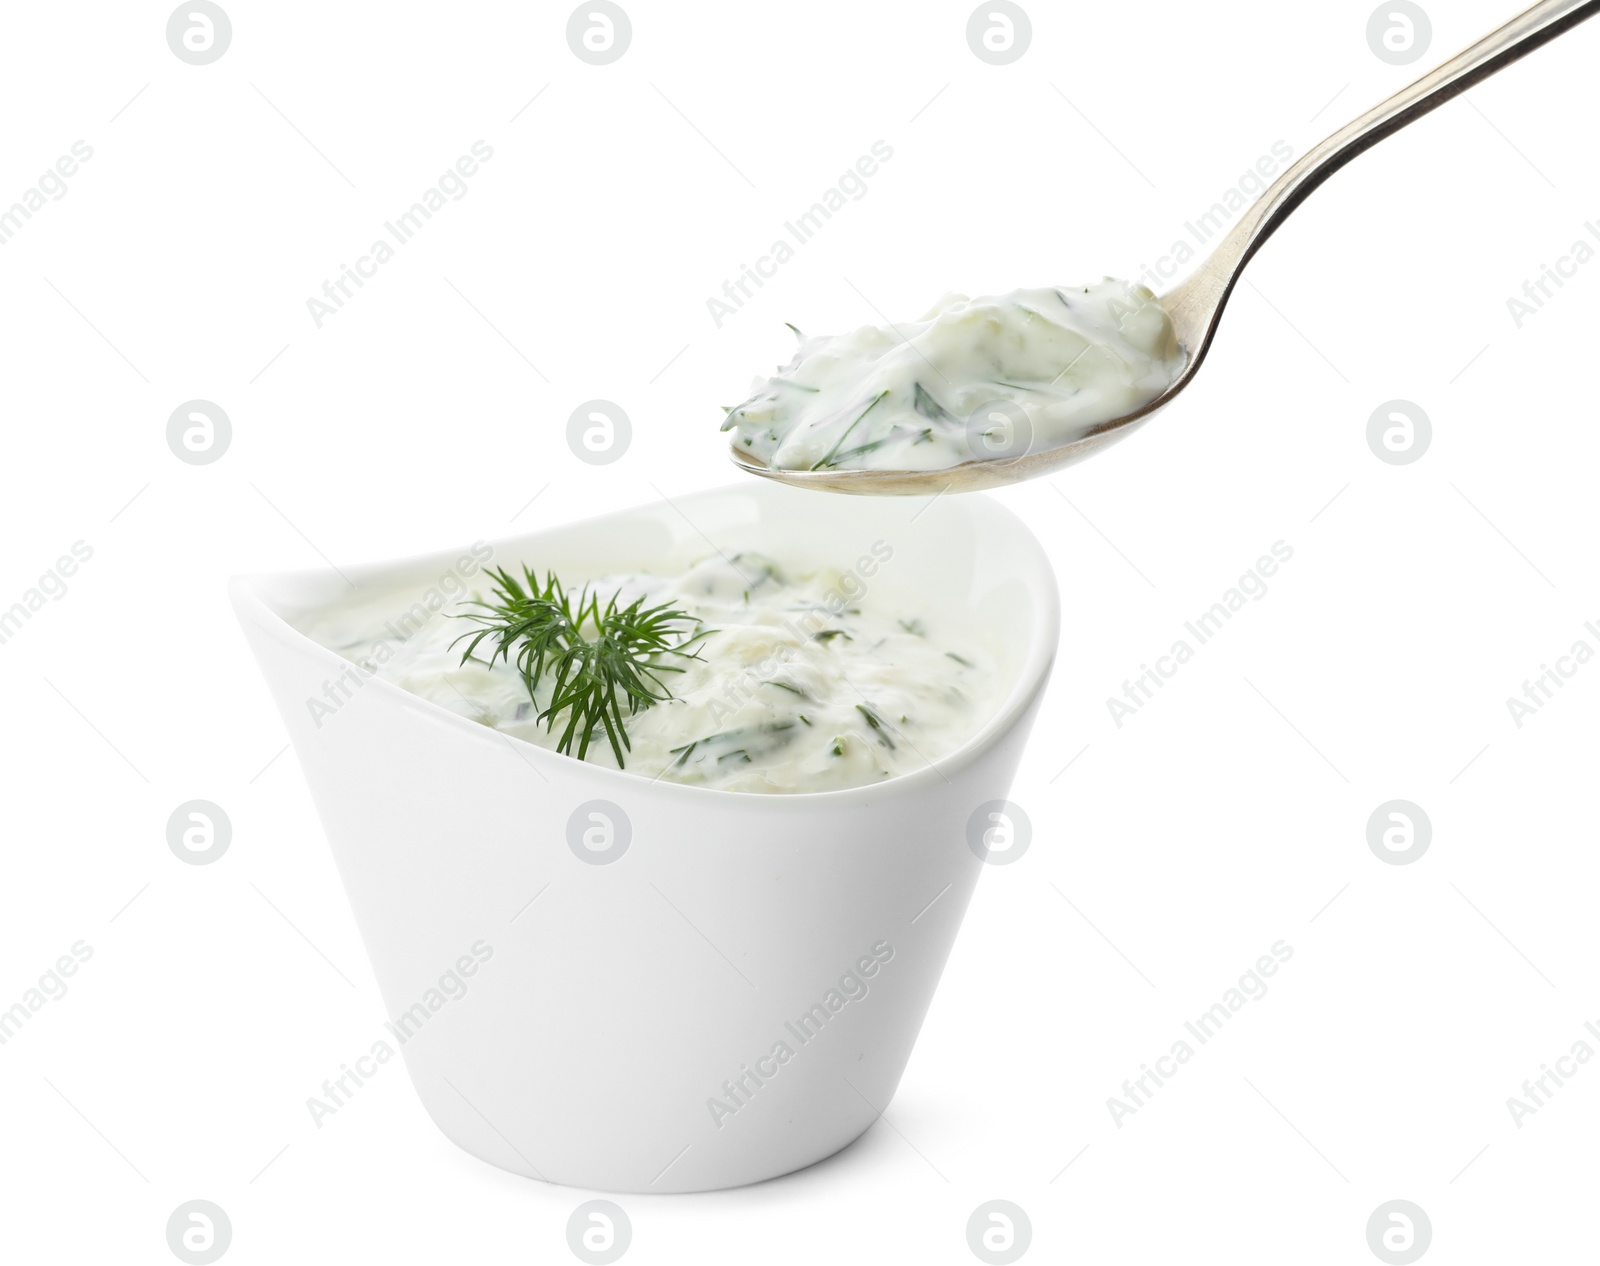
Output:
(298, 553), (1001, 793)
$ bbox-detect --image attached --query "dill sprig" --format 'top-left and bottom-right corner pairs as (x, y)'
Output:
(451, 566), (709, 768)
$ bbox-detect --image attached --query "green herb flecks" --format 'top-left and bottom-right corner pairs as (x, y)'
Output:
(827, 437), (894, 465)
(912, 382), (957, 423)
(732, 554), (782, 591)
(720, 389), (767, 429)
(855, 703), (896, 750)
(765, 680), (810, 699)
(452, 566), (709, 768)
(813, 390), (890, 470)
(671, 722), (799, 771)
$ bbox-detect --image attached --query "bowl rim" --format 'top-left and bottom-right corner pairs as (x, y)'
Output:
(230, 482), (1060, 807)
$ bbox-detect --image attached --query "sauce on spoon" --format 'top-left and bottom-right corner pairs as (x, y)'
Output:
(723, 279), (1185, 473)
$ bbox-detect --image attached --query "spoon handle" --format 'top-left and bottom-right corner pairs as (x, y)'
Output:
(1162, 0), (1600, 360)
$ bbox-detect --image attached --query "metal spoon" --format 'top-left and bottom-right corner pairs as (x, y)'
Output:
(731, 0), (1600, 496)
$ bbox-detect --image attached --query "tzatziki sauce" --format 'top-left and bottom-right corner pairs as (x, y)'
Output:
(723, 278), (1185, 472)
(298, 553), (1000, 794)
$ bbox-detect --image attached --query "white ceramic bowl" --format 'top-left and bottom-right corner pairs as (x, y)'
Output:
(231, 482), (1059, 1193)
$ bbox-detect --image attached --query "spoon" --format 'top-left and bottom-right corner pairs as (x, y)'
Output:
(731, 0), (1600, 495)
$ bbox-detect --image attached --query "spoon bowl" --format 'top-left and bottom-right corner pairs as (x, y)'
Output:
(731, 0), (1599, 496)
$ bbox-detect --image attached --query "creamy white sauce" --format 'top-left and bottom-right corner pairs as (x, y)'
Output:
(298, 554), (1000, 794)
(724, 279), (1185, 472)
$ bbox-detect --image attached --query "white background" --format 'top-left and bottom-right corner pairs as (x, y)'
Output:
(2, 0), (1597, 1262)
